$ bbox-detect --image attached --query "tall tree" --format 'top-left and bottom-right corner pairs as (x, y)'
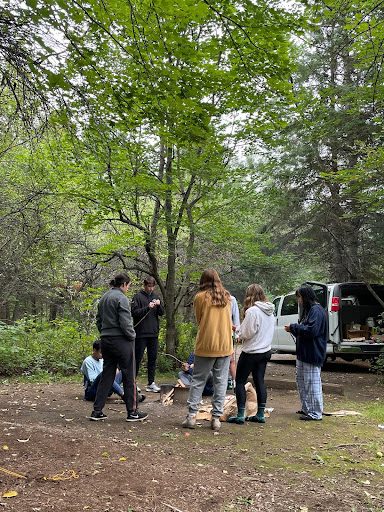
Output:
(15, 0), (297, 353)
(258, 0), (384, 283)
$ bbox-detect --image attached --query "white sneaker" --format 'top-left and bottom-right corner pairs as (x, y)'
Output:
(136, 385), (141, 393)
(146, 382), (161, 393)
(211, 417), (221, 431)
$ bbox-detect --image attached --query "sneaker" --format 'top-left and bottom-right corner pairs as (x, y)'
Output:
(146, 382), (161, 393)
(182, 414), (196, 429)
(299, 414), (322, 421)
(211, 417), (221, 431)
(126, 410), (148, 422)
(136, 386), (141, 393)
(88, 411), (107, 421)
(138, 394), (146, 403)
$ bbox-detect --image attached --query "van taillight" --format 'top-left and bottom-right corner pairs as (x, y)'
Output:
(331, 297), (340, 312)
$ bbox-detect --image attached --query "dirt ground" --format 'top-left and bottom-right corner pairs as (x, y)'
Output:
(0, 355), (383, 512)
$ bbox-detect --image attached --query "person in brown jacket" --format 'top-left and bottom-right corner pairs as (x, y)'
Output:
(182, 269), (233, 431)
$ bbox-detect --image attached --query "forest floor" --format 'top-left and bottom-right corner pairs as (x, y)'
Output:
(0, 355), (383, 512)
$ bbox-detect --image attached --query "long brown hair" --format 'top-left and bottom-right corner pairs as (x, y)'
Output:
(199, 269), (230, 307)
(243, 284), (267, 315)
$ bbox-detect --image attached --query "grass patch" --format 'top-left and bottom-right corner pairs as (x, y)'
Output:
(363, 402), (384, 423)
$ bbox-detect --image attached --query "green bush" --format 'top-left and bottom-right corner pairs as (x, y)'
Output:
(0, 318), (96, 376)
(371, 354), (384, 383)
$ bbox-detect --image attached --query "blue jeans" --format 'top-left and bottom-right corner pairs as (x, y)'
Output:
(178, 370), (214, 396)
(84, 371), (123, 401)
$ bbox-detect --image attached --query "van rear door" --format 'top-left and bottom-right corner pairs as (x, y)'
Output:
(304, 282), (329, 309)
(277, 293), (299, 352)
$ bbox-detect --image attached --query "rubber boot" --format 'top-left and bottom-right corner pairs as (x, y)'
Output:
(227, 407), (245, 424)
(246, 404), (266, 423)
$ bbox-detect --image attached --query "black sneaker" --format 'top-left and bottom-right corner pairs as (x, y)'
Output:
(88, 411), (108, 421)
(138, 394), (146, 403)
(126, 410), (148, 422)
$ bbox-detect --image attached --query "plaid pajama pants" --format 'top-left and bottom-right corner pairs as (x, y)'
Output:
(296, 360), (323, 420)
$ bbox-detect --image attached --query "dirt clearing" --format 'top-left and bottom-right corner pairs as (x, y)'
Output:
(0, 356), (383, 512)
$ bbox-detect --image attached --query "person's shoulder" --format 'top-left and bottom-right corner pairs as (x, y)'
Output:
(194, 291), (208, 304)
(82, 355), (93, 365)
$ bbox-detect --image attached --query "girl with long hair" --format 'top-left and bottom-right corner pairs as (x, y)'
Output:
(228, 284), (275, 425)
(284, 285), (327, 421)
(182, 269), (233, 431)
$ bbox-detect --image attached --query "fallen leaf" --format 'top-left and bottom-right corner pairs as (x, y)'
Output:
(17, 438), (30, 443)
(2, 445), (9, 451)
(65, 418), (74, 422)
(2, 490), (18, 498)
(376, 451), (383, 458)
(101, 452), (109, 457)
(118, 457), (127, 462)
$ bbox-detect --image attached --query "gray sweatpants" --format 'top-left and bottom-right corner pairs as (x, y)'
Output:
(187, 355), (230, 417)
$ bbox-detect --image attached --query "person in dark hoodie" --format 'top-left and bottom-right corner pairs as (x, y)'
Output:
(284, 285), (327, 421)
(131, 276), (164, 393)
(89, 273), (148, 422)
(228, 284), (275, 425)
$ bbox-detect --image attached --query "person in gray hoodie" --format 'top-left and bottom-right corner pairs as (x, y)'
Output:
(228, 284), (275, 425)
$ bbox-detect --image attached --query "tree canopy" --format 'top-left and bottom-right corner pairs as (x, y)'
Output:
(1, 0), (384, 355)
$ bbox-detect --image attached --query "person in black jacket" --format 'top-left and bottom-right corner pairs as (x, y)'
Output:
(131, 276), (164, 392)
(284, 285), (327, 421)
(89, 273), (148, 422)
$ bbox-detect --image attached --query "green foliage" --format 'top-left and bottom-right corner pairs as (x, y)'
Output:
(0, 319), (96, 376)
(176, 321), (197, 361)
(370, 355), (384, 384)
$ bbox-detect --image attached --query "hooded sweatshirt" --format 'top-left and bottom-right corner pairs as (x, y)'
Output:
(238, 301), (276, 354)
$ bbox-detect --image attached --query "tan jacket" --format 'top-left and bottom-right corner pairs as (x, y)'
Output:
(193, 291), (233, 357)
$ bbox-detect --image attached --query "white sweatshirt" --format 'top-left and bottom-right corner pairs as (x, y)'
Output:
(238, 301), (275, 354)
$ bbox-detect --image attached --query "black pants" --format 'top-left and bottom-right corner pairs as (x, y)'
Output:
(94, 336), (136, 413)
(235, 350), (271, 410)
(135, 337), (158, 385)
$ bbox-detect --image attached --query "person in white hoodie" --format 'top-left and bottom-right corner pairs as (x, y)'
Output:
(228, 284), (275, 425)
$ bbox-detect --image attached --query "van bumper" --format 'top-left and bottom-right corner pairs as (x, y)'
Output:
(334, 342), (384, 356)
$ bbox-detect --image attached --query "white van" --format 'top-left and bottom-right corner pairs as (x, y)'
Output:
(272, 282), (384, 362)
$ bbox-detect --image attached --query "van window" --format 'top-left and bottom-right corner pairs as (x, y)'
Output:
(272, 297), (281, 316)
(281, 295), (298, 316)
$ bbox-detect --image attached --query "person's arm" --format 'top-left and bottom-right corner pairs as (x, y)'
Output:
(118, 297), (136, 341)
(289, 306), (324, 338)
(238, 308), (259, 341)
(131, 294), (149, 318)
(96, 304), (102, 333)
(156, 297), (165, 316)
(231, 297), (241, 329)
(82, 359), (100, 384)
